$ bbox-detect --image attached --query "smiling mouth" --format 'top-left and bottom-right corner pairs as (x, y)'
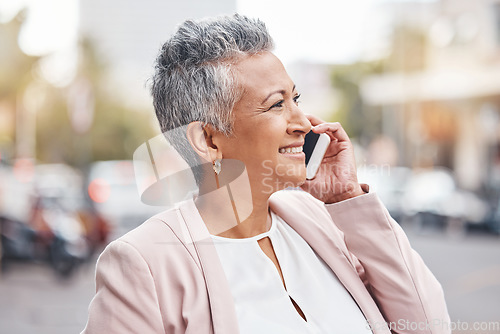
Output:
(279, 146), (303, 154)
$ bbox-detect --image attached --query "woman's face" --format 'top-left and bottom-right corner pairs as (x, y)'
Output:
(214, 51), (311, 196)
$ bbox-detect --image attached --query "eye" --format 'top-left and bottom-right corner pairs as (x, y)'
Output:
(293, 94), (301, 105)
(269, 100), (284, 110)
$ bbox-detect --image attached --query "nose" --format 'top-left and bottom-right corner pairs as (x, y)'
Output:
(287, 104), (311, 135)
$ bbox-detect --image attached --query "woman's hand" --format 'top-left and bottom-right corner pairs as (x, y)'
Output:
(300, 115), (365, 204)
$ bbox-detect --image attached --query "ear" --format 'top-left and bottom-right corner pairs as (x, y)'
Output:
(186, 121), (222, 163)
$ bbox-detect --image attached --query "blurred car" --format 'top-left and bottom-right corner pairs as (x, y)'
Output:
(358, 166), (493, 234)
(481, 196), (500, 234)
(0, 216), (37, 265)
(30, 190), (91, 277)
(1, 163), (110, 277)
(0, 159), (35, 223)
(357, 165), (412, 221)
(402, 168), (490, 233)
(33, 164), (110, 251)
(86, 160), (165, 237)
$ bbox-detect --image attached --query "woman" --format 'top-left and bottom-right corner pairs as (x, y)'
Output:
(82, 14), (450, 334)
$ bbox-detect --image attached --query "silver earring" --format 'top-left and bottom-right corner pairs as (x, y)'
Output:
(213, 158), (222, 175)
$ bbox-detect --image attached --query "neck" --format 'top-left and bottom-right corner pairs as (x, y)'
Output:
(195, 169), (272, 239)
(219, 198), (271, 239)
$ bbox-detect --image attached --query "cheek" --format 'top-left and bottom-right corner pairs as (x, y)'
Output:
(261, 118), (287, 144)
(247, 120), (285, 151)
(226, 115), (287, 164)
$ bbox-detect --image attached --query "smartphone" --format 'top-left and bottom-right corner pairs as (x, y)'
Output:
(304, 131), (330, 179)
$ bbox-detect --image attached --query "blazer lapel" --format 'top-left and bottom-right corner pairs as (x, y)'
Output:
(176, 193), (390, 334)
(178, 199), (240, 334)
(269, 194), (390, 334)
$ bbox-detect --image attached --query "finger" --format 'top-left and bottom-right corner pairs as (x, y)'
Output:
(312, 122), (350, 142)
(306, 116), (344, 141)
(305, 114), (324, 124)
(305, 114), (325, 127)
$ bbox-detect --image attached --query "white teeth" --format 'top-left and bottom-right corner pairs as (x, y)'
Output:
(279, 146), (303, 154)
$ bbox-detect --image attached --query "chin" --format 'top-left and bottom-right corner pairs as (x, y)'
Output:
(256, 162), (306, 193)
(278, 173), (307, 190)
(296, 177), (307, 187)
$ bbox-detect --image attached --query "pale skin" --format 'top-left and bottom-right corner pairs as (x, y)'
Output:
(189, 51), (364, 321)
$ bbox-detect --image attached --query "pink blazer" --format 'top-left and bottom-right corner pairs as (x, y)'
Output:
(82, 191), (450, 333)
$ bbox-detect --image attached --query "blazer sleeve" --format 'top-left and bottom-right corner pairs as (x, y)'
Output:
(81, 240), (165, 334)
(325, 192), (451, 334)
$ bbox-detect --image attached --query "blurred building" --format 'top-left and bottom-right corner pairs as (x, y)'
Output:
(360, 0), (500, 193)
(78, 0), (236, 109)
(286, 61), (338, 121)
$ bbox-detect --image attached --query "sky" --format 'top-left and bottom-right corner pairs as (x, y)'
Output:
(1, 0), (436, 61)
(0, 0), (78, 55)
(0, 0), (436, 87)
(238, 0), (386, 64)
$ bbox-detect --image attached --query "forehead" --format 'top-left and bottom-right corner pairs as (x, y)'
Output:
(232, 52), (293, 98)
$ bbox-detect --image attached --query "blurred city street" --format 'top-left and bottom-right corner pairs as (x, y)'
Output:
(0, 225), (499, 333)
(1, 0), (500, 333)
(406, 229), (500, 323)
(0, 256), (95, 334)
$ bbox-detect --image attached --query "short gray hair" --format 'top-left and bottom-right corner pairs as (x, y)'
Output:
(150, 14), (274, 183)
(151, 14), (273, 133)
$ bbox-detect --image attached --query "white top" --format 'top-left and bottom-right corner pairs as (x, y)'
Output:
(211, 212), (373, 334)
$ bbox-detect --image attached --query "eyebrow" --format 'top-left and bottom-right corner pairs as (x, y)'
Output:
(261, 84), (296, 104)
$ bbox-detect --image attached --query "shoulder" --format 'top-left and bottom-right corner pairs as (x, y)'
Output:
(269, 189), (334, 230)
(100, 204), (202, 273)
(118, 208), (184, 247)
(270, 188), (325, 209)
(270, 188), (329, 218)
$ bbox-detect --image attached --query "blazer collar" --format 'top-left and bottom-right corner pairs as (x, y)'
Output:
(178, 198), (240, 334)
